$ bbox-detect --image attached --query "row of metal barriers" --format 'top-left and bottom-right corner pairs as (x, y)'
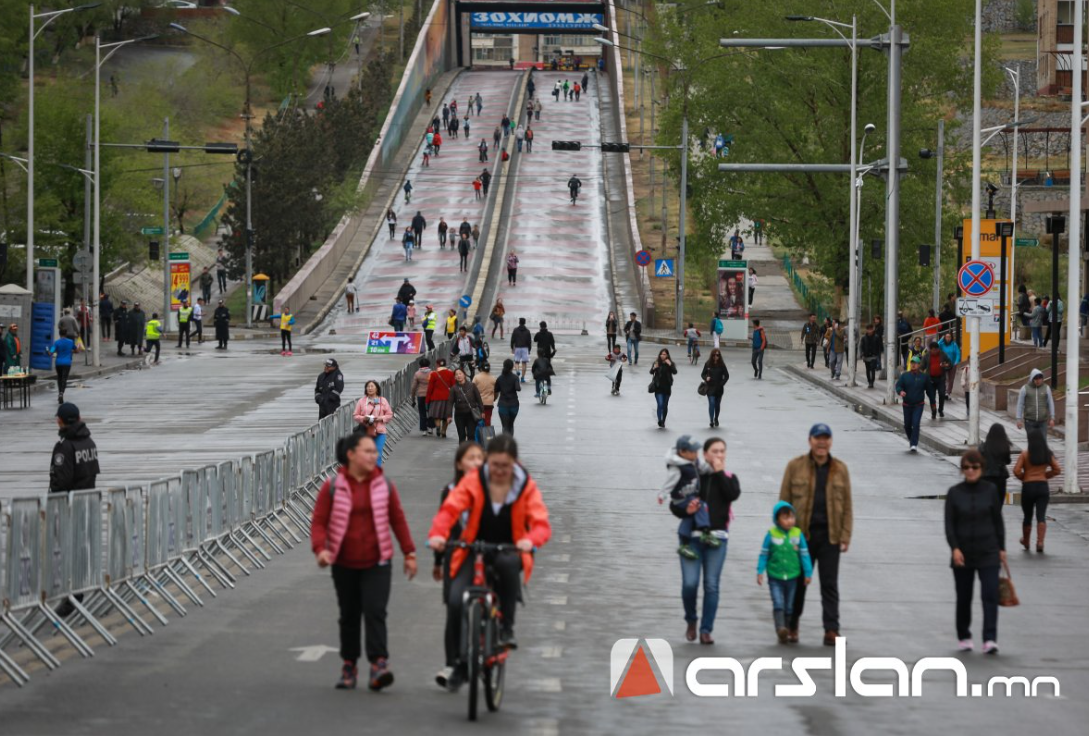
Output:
(0, 342), (450, 687)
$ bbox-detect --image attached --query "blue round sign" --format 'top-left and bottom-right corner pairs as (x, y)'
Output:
(958, 261), (994, 298)
(635, 250), (652, 267)
(459, 294), (472, 309)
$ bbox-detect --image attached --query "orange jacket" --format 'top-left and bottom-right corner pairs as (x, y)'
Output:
(428, 466), (551, 581)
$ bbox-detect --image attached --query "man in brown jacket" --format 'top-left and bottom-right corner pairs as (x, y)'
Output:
(778, 423), (853, 645)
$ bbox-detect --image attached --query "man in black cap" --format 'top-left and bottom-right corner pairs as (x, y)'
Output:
(315, 358), (344, 419)
(397, 278), (417, 306)
(50, 402), (100, 494)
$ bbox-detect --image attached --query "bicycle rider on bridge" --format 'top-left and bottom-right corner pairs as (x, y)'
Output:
(428, 435), (551, 691)
(567, 174), (582, 205)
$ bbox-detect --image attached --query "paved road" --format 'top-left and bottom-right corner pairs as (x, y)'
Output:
(320, 72), (522, 337)
(4, 339), (1086, 733)
(490, 72), (612, 336)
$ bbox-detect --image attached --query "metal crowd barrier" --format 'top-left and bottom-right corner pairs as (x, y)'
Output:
(0, 340), (452, 686)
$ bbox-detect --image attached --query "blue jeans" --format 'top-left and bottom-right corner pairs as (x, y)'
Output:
(498, 404), (519, 434)
(677, 498), (711, 537)
(707, 393), (722, 423)
(903, 403), (924, 446)
(417, 396), (429, 431)
(830, 351), (844, 378)
(680, 537), (728, 634)
(687, 337), (697, 356)
(1031, 326), (1042, 346)
(374, 433), (387, 466)
(768, 576), (799, 629)
(626, 336), (639, 364)
(655, 392), (669, 423)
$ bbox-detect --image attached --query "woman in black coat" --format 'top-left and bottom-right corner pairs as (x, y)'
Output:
(450, 368), (484, 443)
(979, 423), (1011, 503)
(945, 448), (1006, 654)
(649, 348), (678, 429)
(213, 301), (231, 349)
(700, 348), (730, 429)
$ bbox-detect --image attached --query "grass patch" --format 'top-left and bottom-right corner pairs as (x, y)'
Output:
(999, 33), (1036, 61)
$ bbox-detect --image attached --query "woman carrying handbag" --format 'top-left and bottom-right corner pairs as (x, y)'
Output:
(354, 380), (394, 466)
(451, 368), (485, 443)
(944, 448), (1006, 654)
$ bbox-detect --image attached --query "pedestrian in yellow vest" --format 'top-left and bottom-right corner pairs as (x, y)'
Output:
(177, 300), (193, 349)
(271, 310), (296, 356)
(145, 313), (163, 363)
(423, 305), (438, 351)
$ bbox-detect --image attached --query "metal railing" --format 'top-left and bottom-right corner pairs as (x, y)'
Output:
(0, 341), (451, 687)
(782, 254), (831, 324)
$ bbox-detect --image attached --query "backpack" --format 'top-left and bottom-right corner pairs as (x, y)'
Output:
(713, 317), (723, 335)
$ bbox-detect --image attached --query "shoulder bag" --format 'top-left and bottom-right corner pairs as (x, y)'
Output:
(998, 560), (1019, 607)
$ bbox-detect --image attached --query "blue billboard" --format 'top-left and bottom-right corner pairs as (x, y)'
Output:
(470, 11), (604, 30)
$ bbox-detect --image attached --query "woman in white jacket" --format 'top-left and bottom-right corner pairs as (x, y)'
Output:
(354, 381), (394, 466)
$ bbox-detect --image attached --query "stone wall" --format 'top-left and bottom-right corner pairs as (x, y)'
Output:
(983, 0), (1036, 33)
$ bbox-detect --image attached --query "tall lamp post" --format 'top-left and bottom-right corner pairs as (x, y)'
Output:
(787, 14), (859, 386)
(1005, 65), (1022, 337)
(26, 3), (99, 292)
(170, 23), (336, 327)
(1064, 0), (1083, 494)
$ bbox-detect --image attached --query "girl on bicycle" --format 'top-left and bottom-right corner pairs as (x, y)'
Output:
(310, 433), (417, 691)
(427, 435), (551, 692)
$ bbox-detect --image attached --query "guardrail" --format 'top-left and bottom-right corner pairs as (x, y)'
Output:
(782, 254), (831, 324)
(0, 341), (451, 687)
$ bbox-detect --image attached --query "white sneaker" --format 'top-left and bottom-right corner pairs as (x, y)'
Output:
(435, 666), (454, 689)
(420, 430), (428, 436)
(983, 641), (999, 655)
(909, 445), (918, 452)
(957, 639), (974, 652)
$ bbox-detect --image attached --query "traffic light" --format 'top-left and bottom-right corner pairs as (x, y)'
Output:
(551, 141), (582, 151)
(149, 241), (160, 261)
(600, 142), (630, 153)
(146, 139), (180, 153)
(919, 244), (931, 267)
(871, 239), (883, 259)
(204, 142), (238, 155)
(236, 148), (253, 164)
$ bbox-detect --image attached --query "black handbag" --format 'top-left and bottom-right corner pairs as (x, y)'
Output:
(697, 382), (709, 396)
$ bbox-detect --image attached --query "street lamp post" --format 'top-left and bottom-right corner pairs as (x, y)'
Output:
(170, 22), (334, 327)
(919, 119), (945, 314)
(1006, 66), (1021, 336)
(1064, 0), (1083, 493)
(787, 14), (859, 386)
(852, 123), (876, 378)
(969, 0), (983, 444)
(26, 3), (99, 292)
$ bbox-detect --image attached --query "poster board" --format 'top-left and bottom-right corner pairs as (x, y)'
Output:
(958, 219), (1013, 352)
(716, 259), (749, 341)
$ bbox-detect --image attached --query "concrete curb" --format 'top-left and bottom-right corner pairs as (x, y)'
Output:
(28, 356), (146, 397)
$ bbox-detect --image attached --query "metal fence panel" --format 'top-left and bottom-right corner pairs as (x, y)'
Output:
(128, 486), (147, 578)
(206, 465), (224, 538)
(4, 498), (41, 611)
(220, 461), (238, 530)
(70, 490), (104, 594)
(240, 456), (254, 521)
(147, 481), (169, 569)
(273, 449), (286, 508)
(166, 476), (184, 561)
(42, 494), (70, 603)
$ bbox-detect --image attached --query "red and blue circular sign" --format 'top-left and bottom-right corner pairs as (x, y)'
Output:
(958, 260), (995, 297)
(635, 250), (652, 267)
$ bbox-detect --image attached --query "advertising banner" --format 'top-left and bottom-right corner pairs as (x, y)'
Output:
(716, 260), (749, 341)
(169, 261), (191, 311)
(366, 331), (424, 354)
(470, 11), (604, 30)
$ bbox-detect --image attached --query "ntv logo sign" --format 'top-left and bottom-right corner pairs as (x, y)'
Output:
(610, 638), (1060, 699)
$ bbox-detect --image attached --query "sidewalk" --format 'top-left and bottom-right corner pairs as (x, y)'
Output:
(784, 360), (1088, 494)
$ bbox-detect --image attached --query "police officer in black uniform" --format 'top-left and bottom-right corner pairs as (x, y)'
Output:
(50, 402), (100, 616)
(315, 358), (344, 419)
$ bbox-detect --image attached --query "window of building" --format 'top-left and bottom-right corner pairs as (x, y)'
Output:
(1058, 0), (1075, 24)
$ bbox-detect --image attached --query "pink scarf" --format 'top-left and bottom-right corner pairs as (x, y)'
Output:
(325, 469), (394, 563)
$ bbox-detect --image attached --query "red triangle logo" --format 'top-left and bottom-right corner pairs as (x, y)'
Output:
(615, 645), (661, 699)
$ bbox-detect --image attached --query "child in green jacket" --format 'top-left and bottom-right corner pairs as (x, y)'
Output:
(757, 501), (813, 643)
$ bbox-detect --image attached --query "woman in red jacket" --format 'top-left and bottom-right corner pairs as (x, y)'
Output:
(427, 434), (551, 691)
(310, 433), (417, 691)
(426, 357), (456, 438)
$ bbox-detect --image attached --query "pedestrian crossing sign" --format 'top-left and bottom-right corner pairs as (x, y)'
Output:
(654, 259), (675, 278)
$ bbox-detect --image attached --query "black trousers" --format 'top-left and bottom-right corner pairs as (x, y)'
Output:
(318, 400), (339, 419)
(1021, 481), (1050, 524)
(925, 378), (946, 414)
(101, 320), (111, 339)
(864, 359), (877, 386)
(146, 339), (160, 362)
(424, 329), (435, 351)
(607, 334), (617, 351)
(953, 565), (999, 642)
(454, 411), (477, 442)
(444, 552), (521, 666)
(789, 529), (840, 632)
(508, 269), (517, 284)
(460, 253), (468, 271)
(56, 364), (71, 397)
(281, 330), (293, 352)
(217, 270), (228, 293)
(177, 321), (191, 348)
(332, 564), (392, 664)
(413, 227), (423, 248)
(193, 319), (203, 343)
(805, 343), (817, 368)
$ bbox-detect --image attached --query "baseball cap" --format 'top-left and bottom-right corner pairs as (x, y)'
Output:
(809, 423), (833, 438)
(674, 435), (702, 453)
(325, 358), (338, 368)
(56, 402), (81, 424)
(910, 355), (922, 364)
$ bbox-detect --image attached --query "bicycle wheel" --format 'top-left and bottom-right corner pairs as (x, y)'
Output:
(467, 600), (483, 721)
(483, 614), (506, 712)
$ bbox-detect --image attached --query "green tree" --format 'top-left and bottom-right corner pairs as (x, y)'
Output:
(650, 0), (998, 318)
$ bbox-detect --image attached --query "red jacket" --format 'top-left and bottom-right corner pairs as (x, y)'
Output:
(429, 466), (551, 581)
(426, 368), (455, 402)
(926, 351), (944, 379)
(310, 469), (415, 568)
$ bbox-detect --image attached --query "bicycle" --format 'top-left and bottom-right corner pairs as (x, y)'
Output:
(538, 383), (549, 405)
(457, 353), (476, 379)
(689, 343), (701, 365)
(452, 540), (518, 721)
